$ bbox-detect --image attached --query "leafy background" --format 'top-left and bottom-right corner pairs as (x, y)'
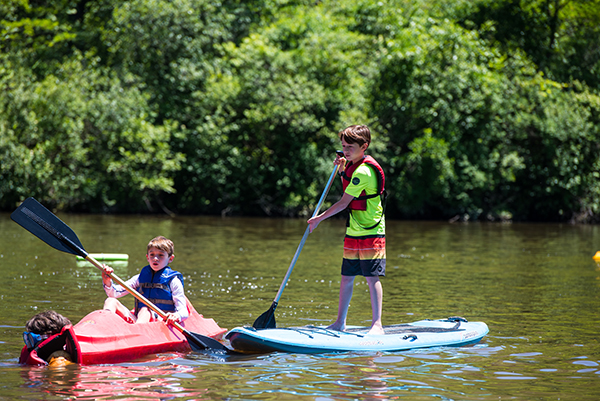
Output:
(1, 0), (599, 222)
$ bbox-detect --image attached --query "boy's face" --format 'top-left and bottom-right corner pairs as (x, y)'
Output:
(146, 247), (174, 271)
(341, 138), (368, 163)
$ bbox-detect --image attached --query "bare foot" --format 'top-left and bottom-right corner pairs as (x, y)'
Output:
(326, 322), (345, 332)
(367, 325), (385, 336)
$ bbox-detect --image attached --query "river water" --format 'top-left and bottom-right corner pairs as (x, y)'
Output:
(0, 212), (599, 400)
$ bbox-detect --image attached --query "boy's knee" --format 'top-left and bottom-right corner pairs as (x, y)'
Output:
(103, 297), (119, 310)
(136, 307), (152, 324)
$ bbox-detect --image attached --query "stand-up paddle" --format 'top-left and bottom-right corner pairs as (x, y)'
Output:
(11, 197), (229, 353)
(253, 156), (342, 329)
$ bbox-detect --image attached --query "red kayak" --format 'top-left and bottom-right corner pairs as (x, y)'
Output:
(19, 300), (227, 365)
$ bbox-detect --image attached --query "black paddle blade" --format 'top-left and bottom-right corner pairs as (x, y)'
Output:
(11, 197), (87, 257)
(252, 302), (277, 329)
(183, 330), (230, 352)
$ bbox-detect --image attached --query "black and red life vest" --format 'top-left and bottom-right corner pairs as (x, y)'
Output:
(341, 155), (386, 211)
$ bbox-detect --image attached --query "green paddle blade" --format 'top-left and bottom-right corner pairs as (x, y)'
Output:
(10, 197), (87, 257)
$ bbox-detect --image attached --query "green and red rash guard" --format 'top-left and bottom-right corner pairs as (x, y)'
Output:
(341, 155), (386, 236)
(341, 155), (385, 211)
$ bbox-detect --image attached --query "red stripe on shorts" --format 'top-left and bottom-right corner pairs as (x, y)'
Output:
(343, 236), (386, 261)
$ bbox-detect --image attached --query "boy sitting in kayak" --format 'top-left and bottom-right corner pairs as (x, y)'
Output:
(308, 125), (386, 336)
(102, 235), (188, 325)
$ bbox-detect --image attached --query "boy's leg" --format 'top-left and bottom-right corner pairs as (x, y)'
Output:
(104, 297), (124, 313)
(327, 275), (355, 331)
(331, 235), (363, 331)
(136, 307), (152, 324)
(104, 298), (136, 323)
(365, 276), (384, 335)
(356, 235), (385, 335)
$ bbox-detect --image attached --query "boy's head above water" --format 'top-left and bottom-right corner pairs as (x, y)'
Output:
(147, 236), (174, 257)
(338, 124), (371, 148)
(146, 236), (175, 271)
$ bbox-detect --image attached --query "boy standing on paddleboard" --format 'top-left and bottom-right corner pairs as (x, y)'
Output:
(101, 236), (188, 325)
(308, 125), (386, 335)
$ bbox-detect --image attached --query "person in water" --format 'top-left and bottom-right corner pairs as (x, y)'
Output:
(23, 310), (74, 366)
(102, 235), (188, 325)
(23, 310), (72, 349)
(308, 125), (387, 335)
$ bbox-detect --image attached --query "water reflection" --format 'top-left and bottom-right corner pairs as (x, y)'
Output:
(331, 356), (391, 400)
(2, 214), (600, 400)
(22, 355), (207, 399)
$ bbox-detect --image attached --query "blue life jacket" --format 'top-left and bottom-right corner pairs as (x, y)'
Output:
(135, 265), (184, 314)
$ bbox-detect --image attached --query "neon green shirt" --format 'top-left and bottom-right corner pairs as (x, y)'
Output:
(343, 164), (385, 237)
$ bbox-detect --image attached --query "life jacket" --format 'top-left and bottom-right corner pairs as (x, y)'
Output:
(19, 325), (80, 366)
(135, 265), (184, 314)
(341, 155), (386, 211)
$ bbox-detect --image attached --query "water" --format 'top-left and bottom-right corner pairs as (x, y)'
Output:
(1, 212), (599, 400)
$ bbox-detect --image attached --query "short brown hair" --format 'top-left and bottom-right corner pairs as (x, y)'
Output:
(147, 236), (174, 256)
(338, 125), (371, 148)
(25, 311), (71, 335)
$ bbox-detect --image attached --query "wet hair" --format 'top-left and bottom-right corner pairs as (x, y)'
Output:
(25, 311), (71, 335)
(338, 125), (371, 148)
(147, 235), (174, 256)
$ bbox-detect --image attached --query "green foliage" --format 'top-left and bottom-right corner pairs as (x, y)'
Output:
(171, 4), (375, 215)
(99, 0), (240, 123)
(0, 0), (598, 222)
(0, 0), (81, 77)
(0, 53), (183, 212)
(450, 0), (600, 87)
(359, 3), (599, 221)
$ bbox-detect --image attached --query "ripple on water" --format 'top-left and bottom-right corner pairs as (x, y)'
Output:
(2, 217), (600, 400)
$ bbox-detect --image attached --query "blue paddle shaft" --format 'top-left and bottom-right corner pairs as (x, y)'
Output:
(272, 163), (341, 304)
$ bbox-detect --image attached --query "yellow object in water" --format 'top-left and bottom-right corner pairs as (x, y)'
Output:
(594, 251), (600, 261)
(48, 350), (74, 367)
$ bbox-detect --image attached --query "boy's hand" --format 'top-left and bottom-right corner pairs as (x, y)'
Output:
(307, 216), (322, 233)
(164, 312), (180, 325)
(101, 264), (114, 286)
(335, 154), (346, 174)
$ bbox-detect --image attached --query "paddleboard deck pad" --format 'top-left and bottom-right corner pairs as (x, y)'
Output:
(226, 317), (488, 354)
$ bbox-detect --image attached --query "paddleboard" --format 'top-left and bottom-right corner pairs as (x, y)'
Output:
(226, 317), (488, 354)
(75, 253), (129, 261)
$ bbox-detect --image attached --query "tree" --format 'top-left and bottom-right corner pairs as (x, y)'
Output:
(0, 54), (183, 212)
(169, 1), (377, 215)
(451, 0), (600, 88)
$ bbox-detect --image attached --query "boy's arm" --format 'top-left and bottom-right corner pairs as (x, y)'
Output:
(170, 277), (188, 322)
(103, 269), (140, 298)
(307, 192), (355, 233)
